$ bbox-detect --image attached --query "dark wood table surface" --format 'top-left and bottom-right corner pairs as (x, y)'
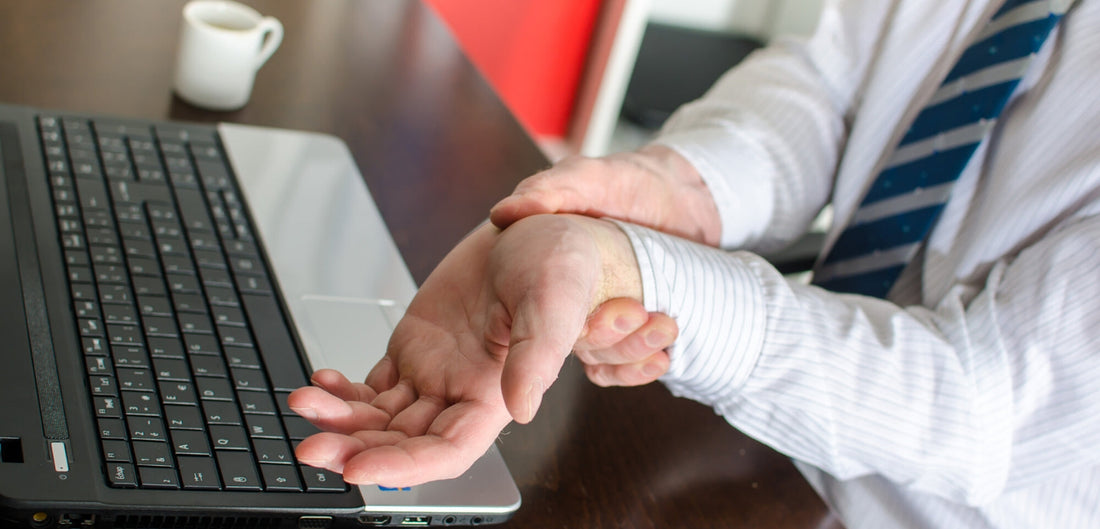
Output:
(0, 1), (839, 527)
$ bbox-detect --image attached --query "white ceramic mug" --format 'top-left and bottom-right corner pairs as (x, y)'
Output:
(173, 0), (283, 111)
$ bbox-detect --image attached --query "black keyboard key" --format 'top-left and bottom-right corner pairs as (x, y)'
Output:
(101, 439), (132, 462)
(179, 312), (215, 334)
(218, 325), (253, 347)
(260, 463), (303, 491)
(107, 463), (138, 488)
(172, 430), (212, 456)
(86, 356), (112, 375)
(178, 456), (221, 490)
(127, 256), (160, 277)
(164, 404), (204, 431)
(98, 418), (128, 440)
(205, 286), (240, 307)
(143, 315), (179, 337)
(99, 284), (131, 304)
(231, 367), (268, 391)
(93, 396), (122, 419)
(89, 375), (118, 397)
(152, 357), (189, 381)
(245, 414), (284, 439)
(159, 381), (198, 405)
(102, 303), (138, 325)
(148, 336), (185, 359)
(196, 376), (234, 401)
(301, 467), (347, 492)
(283, 416), (321, 441)
(238, 391), (276, 415)
(108, 324), (143, 346)
(117, 367), (155, 391)
(127, 417), (168, 442)
(172, 292), (207, 313)
(138, 467), (180, 489)
(217, 451), (262, 491)
(224, 346), (261, 368)
(83, 337), (108, 356)
(202, 401), (243, 426)
(133, 440), (174, 467)
(209, 425), (250, 451)
(253, 439), (295, 465)
(112, 345), (149, 367)
(121, 391), (160, 416)
(241, 294), (308, 391)
(185, 334), (221, 356)
(137, 294), (173, 316)
(132, 276), (166, 296)
(189, 355), (228, 378)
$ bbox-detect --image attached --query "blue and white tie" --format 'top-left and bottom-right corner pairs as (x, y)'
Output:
(813, 0), (1074, 298)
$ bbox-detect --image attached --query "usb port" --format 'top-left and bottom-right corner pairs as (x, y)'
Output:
(401, 516), (431, 526)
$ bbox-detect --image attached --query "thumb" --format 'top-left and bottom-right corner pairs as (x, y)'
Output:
(489, 192), (559, 229)
(498, 283), (592, 424)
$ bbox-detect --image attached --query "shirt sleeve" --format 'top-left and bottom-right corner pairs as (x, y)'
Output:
(652, 0), (897, 253)
(613, 215), (1100, 506)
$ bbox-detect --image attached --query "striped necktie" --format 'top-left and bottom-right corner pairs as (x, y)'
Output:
(812, 0), (1073, 298)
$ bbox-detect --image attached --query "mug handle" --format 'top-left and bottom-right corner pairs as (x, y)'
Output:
(254, 16), (284, 70)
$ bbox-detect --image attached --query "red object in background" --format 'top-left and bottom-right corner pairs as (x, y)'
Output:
(425, 0), (602, 138)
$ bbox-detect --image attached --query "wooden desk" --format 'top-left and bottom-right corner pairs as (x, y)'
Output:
(0, 2), (838, 527)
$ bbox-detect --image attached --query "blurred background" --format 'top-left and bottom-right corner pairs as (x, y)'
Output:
(426, 0), (825, 159)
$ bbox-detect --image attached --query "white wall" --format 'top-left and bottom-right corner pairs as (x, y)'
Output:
(649, 0), (824, 39)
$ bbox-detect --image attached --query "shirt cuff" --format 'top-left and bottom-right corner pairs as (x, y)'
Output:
(611, 220), (770, 411)
(653, 127), (775, 251)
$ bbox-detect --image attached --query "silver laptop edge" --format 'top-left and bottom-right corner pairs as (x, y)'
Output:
(218, 123), (521, 515)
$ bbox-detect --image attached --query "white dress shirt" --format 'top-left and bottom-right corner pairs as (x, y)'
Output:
(619, 0), (1100, 526)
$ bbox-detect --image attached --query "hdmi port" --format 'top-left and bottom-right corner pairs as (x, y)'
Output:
(401, 516), (431, 526)
(358, 514), (391, 526)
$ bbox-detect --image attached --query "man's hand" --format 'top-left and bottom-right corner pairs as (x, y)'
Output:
(576, 298), (676, 387)
(489, 145), (722, 247)
(288, 215), (645, 487)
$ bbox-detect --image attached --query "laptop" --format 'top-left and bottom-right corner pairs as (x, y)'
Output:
(0, 102), (521, 528)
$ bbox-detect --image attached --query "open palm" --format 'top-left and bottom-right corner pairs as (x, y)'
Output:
(288, 216), (608, 487)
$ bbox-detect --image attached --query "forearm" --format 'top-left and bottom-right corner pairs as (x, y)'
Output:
(616, 216), (1100, 505)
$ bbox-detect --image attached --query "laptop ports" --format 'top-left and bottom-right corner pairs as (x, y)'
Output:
(357, 514), (391, 526)
(401, 516), (431, 526)
(297, 515), (333, 529)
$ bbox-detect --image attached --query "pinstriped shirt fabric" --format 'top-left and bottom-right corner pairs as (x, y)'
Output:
(620, 0), (1100, 527)
(814, 0), (1071, 297)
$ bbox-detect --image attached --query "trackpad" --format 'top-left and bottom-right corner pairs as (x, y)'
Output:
(298, 296), (402, 382)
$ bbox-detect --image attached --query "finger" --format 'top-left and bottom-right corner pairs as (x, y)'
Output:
(364, 355), (399, 393)
(294, 432), (369, 473)
(370, 380), (419, 420)
(387, 396), (448, 438)
(579, 297), (647, 348)
(341, 401), (509, 487)
(489, 193), (557, 229)
(287, 386), (392, 433)
(576, 310), (678, 366)
(584, 350), (670, 387)
(309, 368), (378, 402)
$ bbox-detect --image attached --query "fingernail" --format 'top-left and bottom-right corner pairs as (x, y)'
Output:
(644, 329), (671, 348)
(642, 361), (664, 378)
(525, 378), (544, 422)
(614, 315), (644, 333)
(290, 406), (319, 421)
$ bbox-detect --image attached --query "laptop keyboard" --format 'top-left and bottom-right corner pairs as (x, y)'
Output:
(38, 115), (346, 493)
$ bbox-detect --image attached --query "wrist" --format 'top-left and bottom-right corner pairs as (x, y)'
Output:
(565, 215), (644, 311)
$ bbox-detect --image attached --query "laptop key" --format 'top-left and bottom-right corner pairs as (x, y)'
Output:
(260, 463), (303, 491)
(178, 456), (222, 490)
(138, 467), (180, 490)
(301, 466), (347, 492)
(217, 451), (262, 491)
(106, 463), (138, 488)
(241, 294), (308, 391)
